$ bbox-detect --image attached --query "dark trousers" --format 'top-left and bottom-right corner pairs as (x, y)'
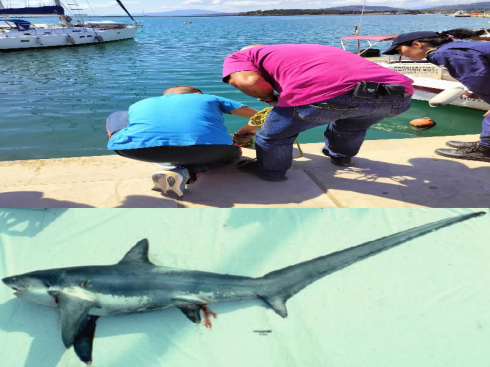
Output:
(475, 93), (490, 148)
(456, 76), (490, 147)
(115, 145), (242, 181)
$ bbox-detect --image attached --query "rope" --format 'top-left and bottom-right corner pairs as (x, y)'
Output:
(248, 107), (273, 127)
(357, 0), (368, 34)
(83, 0), (97, 17)
(240, 107), (304, 159)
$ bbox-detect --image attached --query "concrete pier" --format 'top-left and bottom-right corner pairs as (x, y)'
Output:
(0, 135), (488, 208)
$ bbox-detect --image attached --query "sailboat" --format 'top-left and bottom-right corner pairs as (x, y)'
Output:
(0, 0), (140, 50)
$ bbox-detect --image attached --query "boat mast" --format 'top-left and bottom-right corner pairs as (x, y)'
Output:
(115, 0), (137, 24)
(53, 0), (72, 27)
(356, 0), (368, 54)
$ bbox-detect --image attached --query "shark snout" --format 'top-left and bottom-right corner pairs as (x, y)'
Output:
(2, 276), (17, 287)
(2, 275), (51, 302)
(2, 277), (21, 296)
(2, 276), (24, 292)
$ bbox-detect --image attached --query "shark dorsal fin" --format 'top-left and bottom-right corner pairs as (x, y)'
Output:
(118, 239), (155, 265)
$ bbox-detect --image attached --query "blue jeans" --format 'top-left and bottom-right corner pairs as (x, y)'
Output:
(254, 90), (411, 178)
(476, 94), (490, 148)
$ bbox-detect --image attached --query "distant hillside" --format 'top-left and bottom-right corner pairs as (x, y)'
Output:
(147, 9), (223, 16)
(141, 2), (490, 18)
(327, 2), (490, 11)
(424, 2), (490, 10)
(326, 6), (401, 11)
(238, 8), (408, 16)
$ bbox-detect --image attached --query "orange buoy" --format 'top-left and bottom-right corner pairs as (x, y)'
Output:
(409, 117), (436, 130)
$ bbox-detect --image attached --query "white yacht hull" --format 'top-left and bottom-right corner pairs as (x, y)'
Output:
(0, 25), (138, 50)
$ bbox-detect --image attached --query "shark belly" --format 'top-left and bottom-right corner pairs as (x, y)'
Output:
(89, 283), (259, 316)
(89, 292), (175, 316)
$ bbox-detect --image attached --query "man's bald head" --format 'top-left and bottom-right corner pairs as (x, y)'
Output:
(163, 86), (203, 95)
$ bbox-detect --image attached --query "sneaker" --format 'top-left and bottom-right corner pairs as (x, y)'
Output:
(151, 168), (191, 197)
(322, 149), (352, 166)
(330, 156), (352, 166)
(445, 141), (479, 149)
(435, 144), (490, 163)
(236, 160), (287, 182)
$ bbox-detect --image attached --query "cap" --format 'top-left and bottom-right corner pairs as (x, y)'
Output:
(382, 31), (440, 55)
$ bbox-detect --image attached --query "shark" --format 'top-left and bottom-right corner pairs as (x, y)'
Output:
(2, 211), (485, 364)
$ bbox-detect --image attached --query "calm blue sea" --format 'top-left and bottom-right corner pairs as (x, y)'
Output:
(0, 14), (488, 161)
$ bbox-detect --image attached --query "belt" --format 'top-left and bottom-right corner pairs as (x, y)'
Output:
(378, 84), (409, 97)
(351, 82), (412, 99)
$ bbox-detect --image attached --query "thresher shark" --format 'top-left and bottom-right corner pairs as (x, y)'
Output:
(2, 211), (485, 364)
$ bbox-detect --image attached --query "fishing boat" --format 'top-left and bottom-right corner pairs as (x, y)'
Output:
(340, 34), (490, 111)
(0, 0), (140, 50)
(453, 10), (471, 17)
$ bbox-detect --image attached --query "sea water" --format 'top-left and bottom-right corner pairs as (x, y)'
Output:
(0, 14), (488, 161)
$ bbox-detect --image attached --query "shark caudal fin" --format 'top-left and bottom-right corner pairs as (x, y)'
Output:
(257, 211), (485, 318)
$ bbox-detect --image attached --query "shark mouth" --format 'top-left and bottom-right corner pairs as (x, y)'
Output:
(11, 287), (25, 297)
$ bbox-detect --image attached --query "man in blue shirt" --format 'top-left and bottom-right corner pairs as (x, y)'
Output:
(107, 86), (258, 196)
(384, 29), (490, 163)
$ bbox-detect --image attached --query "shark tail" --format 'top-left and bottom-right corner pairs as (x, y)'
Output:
(256, 211), (485, 318)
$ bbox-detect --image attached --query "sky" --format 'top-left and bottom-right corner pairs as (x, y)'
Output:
(1, 0), (486, 15)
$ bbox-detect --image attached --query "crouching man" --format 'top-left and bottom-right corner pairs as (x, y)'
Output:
(107, 85), (258, 196)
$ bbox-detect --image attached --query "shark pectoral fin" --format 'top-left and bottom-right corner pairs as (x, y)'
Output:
(177, 305), (202, 324)
(118, 239), (155, 266)
(260, 296), (288, 318)
(73, 315), (99, 364)
(171, 295), (207, 305)
(53, 292), (96, 348)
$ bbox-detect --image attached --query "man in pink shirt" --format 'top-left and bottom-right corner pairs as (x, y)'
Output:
(222, 44), (414, 181)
